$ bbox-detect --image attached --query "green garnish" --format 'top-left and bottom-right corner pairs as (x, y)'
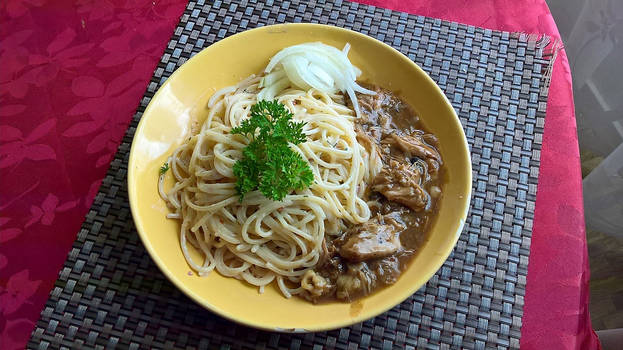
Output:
(159, 161), (169, 176)
(231, 100), (313, 201)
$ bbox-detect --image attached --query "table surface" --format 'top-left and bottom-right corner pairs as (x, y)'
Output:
(0, 1), (600, 349)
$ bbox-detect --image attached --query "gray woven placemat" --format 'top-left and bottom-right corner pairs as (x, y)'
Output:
(29, 0), (555, 349)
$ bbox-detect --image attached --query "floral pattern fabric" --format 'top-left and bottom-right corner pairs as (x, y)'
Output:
(0, 1), (599, 349)
(0, 1), (187, 348)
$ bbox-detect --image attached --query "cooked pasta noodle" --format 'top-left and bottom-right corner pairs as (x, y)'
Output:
(159, 75), (382, 297)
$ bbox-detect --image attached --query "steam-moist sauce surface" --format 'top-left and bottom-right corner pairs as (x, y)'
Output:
(301, 86), (445, 303)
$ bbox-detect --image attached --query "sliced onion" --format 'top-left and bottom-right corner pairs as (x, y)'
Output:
(257, 76), (290, 101)
(352, 83), (376, 95)
(308, 63), (334, 91)
(259, 69), (286, 88)
(342, 43), (351, 55)
(260, 42), (375, 117)
(281, 56), (313, 91)
(299, 51), (347, 89)
(294, 61), (334, 92)
(345, 87), (360, 121)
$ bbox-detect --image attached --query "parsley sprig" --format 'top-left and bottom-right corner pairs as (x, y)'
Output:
(159, 161), (169, 176)
(231, 100), (313, 201)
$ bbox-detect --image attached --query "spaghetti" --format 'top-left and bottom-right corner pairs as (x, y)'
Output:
(159, 75), (383, 297)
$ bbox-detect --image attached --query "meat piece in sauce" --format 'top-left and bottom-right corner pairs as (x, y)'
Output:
(368, 255), (402, 285)
(336, 262), (377, 301)
(372, 159), (431, 211)
(355, 87), (404, 142)
(301, 270), (332, 298)
(339, 213), (405, 262)
(318, 237), (337, 268)
(356, 131), (382, 160)
(355, 130), (384, 180)
(382, 133), (442, 174)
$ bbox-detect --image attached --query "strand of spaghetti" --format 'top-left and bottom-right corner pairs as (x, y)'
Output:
(277, 277), (304, 298)
(192, 228), (217, 276)
(208, 86), (236, 108)
(260, 215), (311, 255)
(241, 269), (275, 289)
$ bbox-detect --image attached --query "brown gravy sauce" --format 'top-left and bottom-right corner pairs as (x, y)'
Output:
(301, 86), (445, 303)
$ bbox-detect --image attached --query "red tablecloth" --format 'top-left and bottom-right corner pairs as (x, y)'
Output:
(0, 1), (601, 349)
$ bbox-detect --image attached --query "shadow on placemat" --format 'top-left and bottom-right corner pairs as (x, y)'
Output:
(29, 1), (556, 349)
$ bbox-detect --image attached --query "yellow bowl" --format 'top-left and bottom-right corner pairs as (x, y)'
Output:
(128, 23), (471, 332)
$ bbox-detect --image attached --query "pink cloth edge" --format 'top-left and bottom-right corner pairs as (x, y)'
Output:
(353, 1), (599, 349)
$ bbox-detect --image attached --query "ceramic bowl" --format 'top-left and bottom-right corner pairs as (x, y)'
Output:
(128, 23), (471, 332)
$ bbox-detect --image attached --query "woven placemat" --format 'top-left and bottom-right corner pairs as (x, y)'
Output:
(29, 0), (555, 349)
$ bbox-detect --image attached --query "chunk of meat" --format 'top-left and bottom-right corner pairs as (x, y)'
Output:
(377, 111), (392, 130)
(368, 255), (402, 285)
(339, 214), (404, 262)
(336, 262), (377, 301)
(356, 130), (378, 156)
(382, 133), (442, 174)
(422, 133), (440, 148)
(301, 270), (332, 298)
(372, 159), (431, 211)
(358, 87), (385, 116)
(355, 88), (398, 137)
(318, 238), (337, 268)
(356, 131), (383, 180)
